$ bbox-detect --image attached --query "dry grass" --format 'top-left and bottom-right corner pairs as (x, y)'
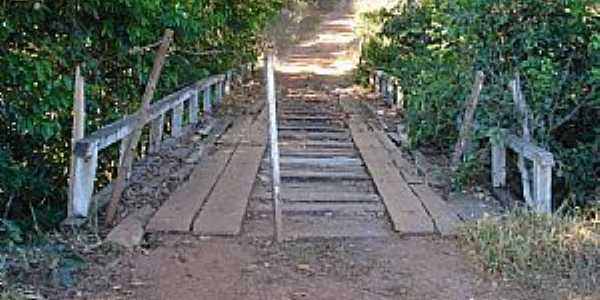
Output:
(461, 207), (600, 299)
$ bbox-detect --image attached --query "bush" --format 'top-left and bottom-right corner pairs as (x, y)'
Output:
(359, 0), (599, 205)
(0, 1), (282, 227)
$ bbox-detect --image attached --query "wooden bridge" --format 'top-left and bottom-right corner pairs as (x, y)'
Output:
(65, 2), (555, 245)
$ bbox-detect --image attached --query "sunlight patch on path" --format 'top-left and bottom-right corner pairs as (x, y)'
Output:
(276, 0), (397, 76)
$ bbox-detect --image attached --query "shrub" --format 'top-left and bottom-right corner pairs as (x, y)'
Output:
(0, 0), (282, 227)
(359, 0), (599, 205)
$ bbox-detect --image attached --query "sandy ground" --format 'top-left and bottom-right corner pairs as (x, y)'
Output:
(70, 1), (534, 299)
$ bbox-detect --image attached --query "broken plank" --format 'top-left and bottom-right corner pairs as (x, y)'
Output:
(349, 116), (434, 235)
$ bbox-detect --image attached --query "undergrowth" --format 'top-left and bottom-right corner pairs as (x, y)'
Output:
(461, 207), (600, 298)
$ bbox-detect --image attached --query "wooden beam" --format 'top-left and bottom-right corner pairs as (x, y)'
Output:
(106, 29), (174, 224)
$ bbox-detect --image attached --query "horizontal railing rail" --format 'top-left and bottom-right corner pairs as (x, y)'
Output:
(69, 63), (255, 219)
(368, 69), (556, 213)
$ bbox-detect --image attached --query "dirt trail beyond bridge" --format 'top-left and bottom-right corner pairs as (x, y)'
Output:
(89, 1), (526, 299)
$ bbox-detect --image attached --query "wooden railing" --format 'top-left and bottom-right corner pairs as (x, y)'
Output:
(368, 69), (556, 213)
(68, 63), (255, 219)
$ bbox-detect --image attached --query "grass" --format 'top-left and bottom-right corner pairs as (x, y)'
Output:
(461, 207), (600, 298)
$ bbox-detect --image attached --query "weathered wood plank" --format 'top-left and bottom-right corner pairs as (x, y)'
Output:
(255, 190), (379, 203)
(410, 184), (462, 236)
(371, 127), (424, 184)
(280, 170), (370, 181)
(245, 216), (390, 239)
(349, 116), (434, 235)
(278, 125), (345, 132)
(279, 131), (350, 141)
(146, 148), (233, 233)
(193, 145), (265, 235)
(249, 202), (385, 215)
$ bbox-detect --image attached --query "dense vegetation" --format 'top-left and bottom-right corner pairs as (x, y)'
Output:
(359, 0), (599, 206)
(0, 0), (283, 231)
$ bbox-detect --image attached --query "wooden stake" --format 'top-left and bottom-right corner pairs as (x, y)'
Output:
(105, 29), (174, 224)
(510, 74), (534, 207)
(68, 65), (86, 217)
(266, 49), (282, 242)
(451, 71), (485, 173)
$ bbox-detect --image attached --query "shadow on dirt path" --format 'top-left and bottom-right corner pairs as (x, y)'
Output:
(77, 1), (534, 299)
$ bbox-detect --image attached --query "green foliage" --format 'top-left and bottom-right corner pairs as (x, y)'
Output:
(0, 1), (282, 225)
(360, 0), (599, 204)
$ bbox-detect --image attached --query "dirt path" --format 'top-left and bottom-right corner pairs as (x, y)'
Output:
(78, 2), (528, 299)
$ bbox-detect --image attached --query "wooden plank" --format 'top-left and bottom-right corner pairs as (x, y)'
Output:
(282, 191), (379, 202)
(249, 202), (385, 215)
(277, 157), (363, 167)
(146, 149), (233, 233)
(279, 131), (350, 141)
(371, 127), (424, 184)
(281, 150), (358, 158)
(410, 184), (462, 236)
(193, 145), (265, 235)
(244, 216), (390, 239)
(280, 141), (354, 149)
(280, 170), (370, 181)
(280, 115), (345, 121)
(278, 125), (345, 132)
(249, 190), (380, 203)
(349, 116), (434, 235)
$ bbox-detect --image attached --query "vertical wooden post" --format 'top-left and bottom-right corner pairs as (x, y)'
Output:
(225, 71), (232, 95)
(149, 114), (165, 153)
(266, 50), (282, 242)
(395, 80), (404, 110)
(491, 139), (506, 188)
(450, 71), (485, 172)
(190, 90), (199, 124)
(511, 75), (534, 207)
(106, 29), (174, 224)
(118, 136), (133, 179)
(71, 145), (98, 217)
(68, 66), (87, 218)
(203, 87), (212, 116)
(374, 71), (380, 93)
(216, 80), (224, 104)
(533, 161), (552, 213)
(172, 101), (184, 137)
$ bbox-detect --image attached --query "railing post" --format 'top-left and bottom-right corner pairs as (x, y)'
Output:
(203, 86), (212, 116)
(119, 136), (133, 179)
(395, 80), (404, 110)
(225, 71), (232, 95)
(533, 161), (552, 213)
(71, 144), (98, 217)
(491, 138), (507, 188)
(216, 80), (224, 105)
(149, 114), (165, 153)
(172, 101), (184, 137)
(68, 66), (87, 218)
(190, 90), (199, 124)
(266, 50), (282, 242)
